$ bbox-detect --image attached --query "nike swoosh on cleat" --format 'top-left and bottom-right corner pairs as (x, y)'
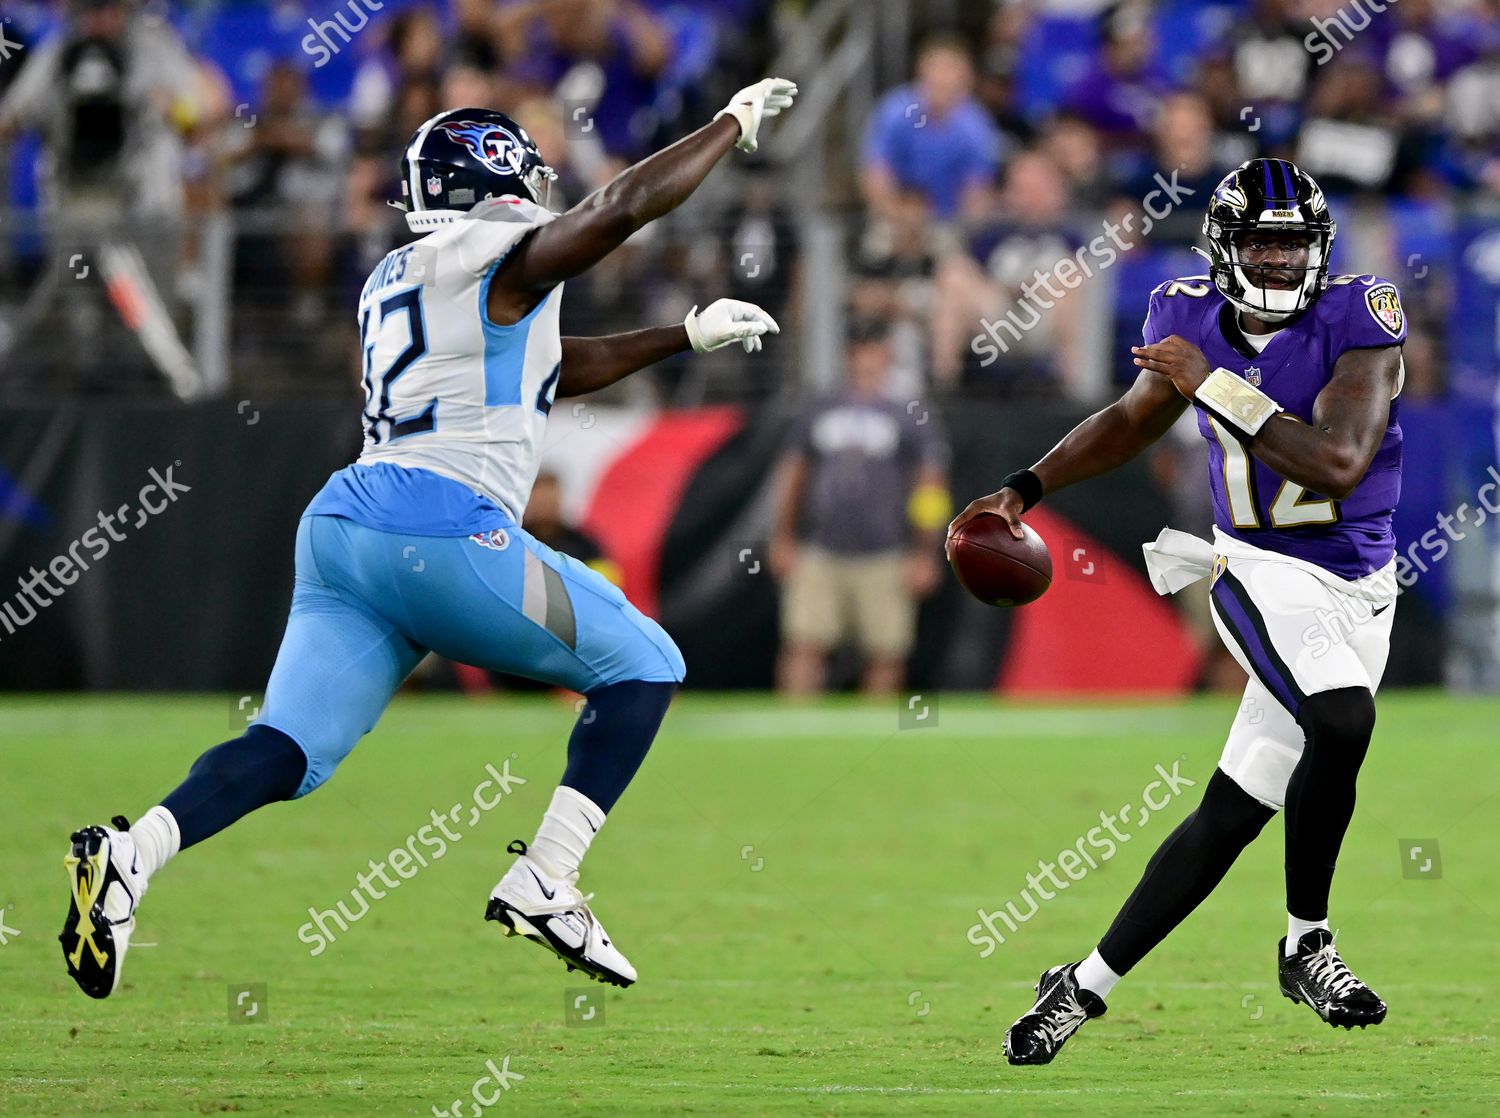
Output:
(525, 866), (556, 900)
(1293, 980), (1327, 1015)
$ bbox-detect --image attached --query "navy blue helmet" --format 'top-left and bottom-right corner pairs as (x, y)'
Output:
(396, 108), (557, 222)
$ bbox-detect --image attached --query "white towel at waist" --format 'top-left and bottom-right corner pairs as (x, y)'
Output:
(1141, 526), (1399, 606)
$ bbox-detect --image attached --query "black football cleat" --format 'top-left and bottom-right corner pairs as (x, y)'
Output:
(1278, 929), (1387, 1029)
(1004, 962), (1107, 1066)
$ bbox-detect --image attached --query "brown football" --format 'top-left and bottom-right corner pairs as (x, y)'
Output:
(948, 515), (1052, 606)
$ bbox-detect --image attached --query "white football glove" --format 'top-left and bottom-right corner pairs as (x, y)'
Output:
(714, 77), (798, 154)
(684, 299), (780, 354)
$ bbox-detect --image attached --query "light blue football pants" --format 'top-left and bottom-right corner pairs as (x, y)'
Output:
(255, 515), (684, 797)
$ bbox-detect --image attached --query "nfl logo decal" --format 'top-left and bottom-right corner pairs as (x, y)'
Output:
(426, 175), (443, 197)
(1244, 366), (1262, 386)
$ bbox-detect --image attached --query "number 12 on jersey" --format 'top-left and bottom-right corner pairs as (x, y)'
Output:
(1208, 416), (1339, 529)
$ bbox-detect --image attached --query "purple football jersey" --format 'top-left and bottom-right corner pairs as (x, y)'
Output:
(1142, 274), (1407, 579)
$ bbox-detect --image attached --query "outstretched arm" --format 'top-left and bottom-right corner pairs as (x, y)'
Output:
(1132, 335), (1399, 500)
(557, 328), (688, 398)
(499, 116), (740, 301)
(948, 369), (1187, 541)
(490, 79), (797, 322)
(557, 300), (780, 398)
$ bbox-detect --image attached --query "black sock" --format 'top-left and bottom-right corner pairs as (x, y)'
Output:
(1096, 768), (1275, 974)
(160, 725), (308, 850)
(560, 680), (675, 813)
(1284, 687), (1376, 921)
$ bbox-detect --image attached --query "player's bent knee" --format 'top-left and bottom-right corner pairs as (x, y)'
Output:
(288, 745), (343, 799)
(1297, 687), (1376, 752)
(660, 633), (686, 684)
(620, 612), (685, 685)
(187, 725), (307, 800)
(160, 725), (311, 849)
(262, 721), (359, 800)
(1201, 767), (1277, 843)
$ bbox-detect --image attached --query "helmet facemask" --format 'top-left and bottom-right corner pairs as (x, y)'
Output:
(515, 155), (558, 210)
(1223, 228), (1330, 322)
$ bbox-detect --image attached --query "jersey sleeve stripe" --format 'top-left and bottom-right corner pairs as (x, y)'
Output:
(477, 271), (552, 406)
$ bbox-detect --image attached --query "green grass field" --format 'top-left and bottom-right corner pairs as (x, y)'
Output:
(2, 692), (1496, 1116)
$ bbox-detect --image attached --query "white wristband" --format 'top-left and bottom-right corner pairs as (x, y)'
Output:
(1195, 367), (1283, 437)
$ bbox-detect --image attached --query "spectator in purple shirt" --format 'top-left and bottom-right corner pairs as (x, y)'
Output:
(1062, 2), (1165, 151)
(860, 34), (1003, 224)
(1377, 0), (1484, 153)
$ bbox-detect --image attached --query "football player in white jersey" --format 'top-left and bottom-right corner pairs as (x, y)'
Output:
(61, 79), (797, 998)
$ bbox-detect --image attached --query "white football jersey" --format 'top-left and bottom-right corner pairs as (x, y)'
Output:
(355, 197), (563, 521)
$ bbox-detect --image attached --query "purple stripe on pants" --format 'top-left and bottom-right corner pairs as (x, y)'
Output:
(1212, 575), (1302, 714)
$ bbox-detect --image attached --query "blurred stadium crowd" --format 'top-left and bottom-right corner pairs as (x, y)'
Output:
(0, 0), (1497, 404)
(1, 0), (1497, 696)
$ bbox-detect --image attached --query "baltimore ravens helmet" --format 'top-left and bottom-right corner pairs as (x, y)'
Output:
(396, 108), (557, 229)
(1201, 158), (1336, 323)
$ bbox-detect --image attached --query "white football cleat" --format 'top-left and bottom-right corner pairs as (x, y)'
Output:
(61, 815), (147, 999)
(485, 840), (636, 987)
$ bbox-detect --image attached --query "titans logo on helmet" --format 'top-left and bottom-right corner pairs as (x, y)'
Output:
(439, 121), (526, 178)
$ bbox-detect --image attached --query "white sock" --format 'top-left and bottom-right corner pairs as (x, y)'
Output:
(129, 805), (181, 880)
(1074, 949), (1122, 999)
(527, 787), (605, 880)
(1286, 913), (1330, 955)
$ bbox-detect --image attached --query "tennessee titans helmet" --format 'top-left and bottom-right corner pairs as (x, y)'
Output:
(396, 108), (557, 228)
(1200, 158), (1336, 323)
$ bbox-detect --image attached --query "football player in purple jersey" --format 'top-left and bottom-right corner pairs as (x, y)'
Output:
(951, 158), (1407, 1064)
